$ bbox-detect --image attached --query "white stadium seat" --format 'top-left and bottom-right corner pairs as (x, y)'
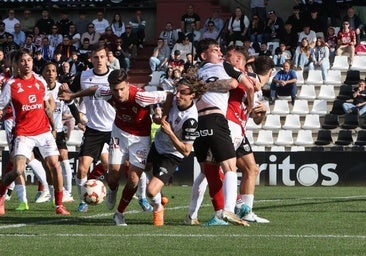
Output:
(306, 70), (323, 85)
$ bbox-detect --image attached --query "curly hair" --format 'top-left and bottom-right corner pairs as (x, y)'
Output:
(178, 66), (207, 99)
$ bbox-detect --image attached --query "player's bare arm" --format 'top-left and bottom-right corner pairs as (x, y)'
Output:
(44, 96), (56, 137)
(206, 78), (238, 92)
(160, 116), (193, 157)
(59, 85), (99, 101)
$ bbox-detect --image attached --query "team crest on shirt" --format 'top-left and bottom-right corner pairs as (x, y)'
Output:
(17, 83), (24, 93)
(35, 82), (40, 90)
(132, 106), (138, 113)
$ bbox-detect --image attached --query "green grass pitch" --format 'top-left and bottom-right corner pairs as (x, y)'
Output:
(0, 185), (365, 256)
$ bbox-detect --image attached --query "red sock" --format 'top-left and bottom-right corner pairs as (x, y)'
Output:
(38, 181), (44, 192)
(88, 163), (107, 180)
(55, 190), (63, 207)
(117, 184), (138, 213)
(204, 163), (225, 211)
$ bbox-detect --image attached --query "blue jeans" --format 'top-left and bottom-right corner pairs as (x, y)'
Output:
(270, 82), (297, 103)
(343, 102), (366, 116)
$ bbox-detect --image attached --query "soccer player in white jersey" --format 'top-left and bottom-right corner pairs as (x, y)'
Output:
(145, 76), (206, 226)
(42, 62), (82, 203)
(0, 48), (70, 215)
(59, 69), (172, 226)
(66, 46), (115, 212)
(185, 52), (274, 225)
(192, 38), (251, 225)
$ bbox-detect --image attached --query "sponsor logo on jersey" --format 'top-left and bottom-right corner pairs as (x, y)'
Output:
(17, 83), (24, 93)
(22, 94), (42, 111)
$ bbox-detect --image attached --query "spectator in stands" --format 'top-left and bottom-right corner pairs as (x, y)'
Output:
(111, 13), (125, 38)
(12, 23), (26, 47)
(243, 38), (257, 56)
(201, 21), (219, 40)
(149, 38), (171, 73)
(307, 8), (324, 38)
(281, 22), (298, 56)
(270, 60), (298, 105)
(250, 0), (269, 22)
(32, 26), (45, 48)
(309, 37), (330, 82)
(273, 42), (292, 67)
(129, 10), (146, 49)
(3, 9), (20, 34)
(171, 34), (195, 62)
(48, 25), (63, 49)
(55, 35), (77, 62)
(81, 23), (101, 47)
(342, 80), (366, 117)
(67, 24), (81, 50)
(107, 50), (120, 70)
(0, 50), (5, 73)
(286, 5), (303, 34)
(74, 10), (90, 35)
(39, 37), (55, 62)
(183, 52), (195, 73)
(343, 6), (364, 45)
(69, 51), (85, 75)
(323, 0), (341, 31)
(100, 26), (118, 51)
(33, 50), (47, 74)
(159, 21), (179, 50)
(336, 20), (356, 66)
(35, 9), (55, 35)
(264, 10), (285, 43)
(201, 9), (224, 35)
(168, 50), (185, 72)
(21, 9), (36, 35)
(0, 22), (11, 45)
(227, 7), (250, 46)
(298, 24), (317, 49)
(3, 34), (19, 56)
(187, 22), (201, 48)
(56, 12), (73, 36)
(248, 14), (264, 45)
(52, 51), (64, 74)
(78, 38), (92, 63)
(181, 4), (201, 35)
(120, 24), (138, 59)
(58, 61), (75, 85)
(325, 26), (338, 65)
(293, 37), (312, 70)
(112, 38), (129, 71)
(22, 35), (37, 55)
(92, 11), (110, 34)
(259, 42), (272, 57)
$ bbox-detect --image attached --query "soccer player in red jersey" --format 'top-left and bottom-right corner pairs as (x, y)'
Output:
(0, 48), (70, 215)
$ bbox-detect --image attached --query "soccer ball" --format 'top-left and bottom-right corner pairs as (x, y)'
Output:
(81, 179), (106, 205)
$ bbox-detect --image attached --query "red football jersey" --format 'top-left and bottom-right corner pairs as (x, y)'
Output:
(6, 74), (51, 136)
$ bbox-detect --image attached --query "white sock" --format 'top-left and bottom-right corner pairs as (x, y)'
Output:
(137, 172), (147, 200)
(241, 194), (254, 210)
(8, 182), (15, 190)
(76, 177), (87, 203)
(223, 171), (237, 213)
(188, 172), (207, 219)
(151, 193), (162, 211)
(15, 184), (27, 203)
(28, 159), (48, 188)
(61, 160), (73, 194)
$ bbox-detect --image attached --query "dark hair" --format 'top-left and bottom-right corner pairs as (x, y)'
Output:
(196, 38), (219, 61)
(108, 68), (128, 86)
(14, 48), (32, 63)
(252, 55), (274, 76)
